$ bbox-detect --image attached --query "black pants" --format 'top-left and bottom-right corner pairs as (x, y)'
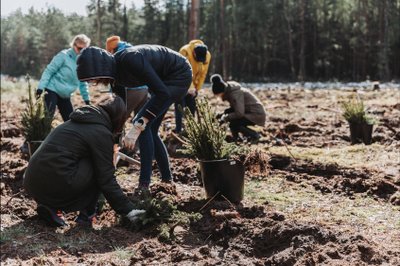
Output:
(174, 94), (196, 133)
(44, 89), (73, 122)
(229, 118), (259, 139)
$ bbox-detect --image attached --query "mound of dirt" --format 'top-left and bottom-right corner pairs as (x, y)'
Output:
(269, 155), (400, 204)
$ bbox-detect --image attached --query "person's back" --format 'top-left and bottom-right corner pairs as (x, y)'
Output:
(114, 45), (191, 88)
(223, 81), (266, 126)
(23, 97), (145, 227)
(211, 74), (266, 142)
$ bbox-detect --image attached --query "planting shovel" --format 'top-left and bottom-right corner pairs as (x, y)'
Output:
(115, 152), (141, 166)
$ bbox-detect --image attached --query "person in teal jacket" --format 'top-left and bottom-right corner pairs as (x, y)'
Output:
(36, 34), (91, 121)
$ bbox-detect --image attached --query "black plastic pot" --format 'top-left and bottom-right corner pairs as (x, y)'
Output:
(361, 123), (373, 145)
(349, 123), (363, 144)
(27, 141), (43, 158)
(199, 159), (245, 203)
(349, 123), (373, 145)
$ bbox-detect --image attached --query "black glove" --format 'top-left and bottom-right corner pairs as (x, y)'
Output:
(216, 113), (223, 119)
(36, 89), (43, 99)
(224, 107), (235, 114)
(84, 100), (90, 105)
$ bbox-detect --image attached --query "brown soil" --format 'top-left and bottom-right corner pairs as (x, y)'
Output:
(1, 87), (399, 265)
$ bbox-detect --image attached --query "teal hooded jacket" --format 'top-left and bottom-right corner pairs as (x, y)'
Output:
(38, 48), (89, 101)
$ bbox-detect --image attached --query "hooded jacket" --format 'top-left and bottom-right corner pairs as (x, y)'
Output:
(179, 40), (211, 91)
(38, 48), (90, 101)
(222, 81), (267, 126)
(23, 106), (135, 215)
(77, 45), (192, 120)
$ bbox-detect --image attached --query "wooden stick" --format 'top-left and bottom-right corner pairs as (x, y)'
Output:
(220, 194), (236, 209)
(5, 190), (23, 206)
(199, 191), (220, 212)
(170, 131), (188, 145)
(117, 152), (141, 166)
(278, 130), (297, 161)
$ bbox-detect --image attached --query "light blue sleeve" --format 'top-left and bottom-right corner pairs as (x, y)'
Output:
(78, 81), (90, 102)
(38, 52), (66, 90)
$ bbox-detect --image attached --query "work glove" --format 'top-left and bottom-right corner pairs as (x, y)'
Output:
(219, 114), (228, 125)
(126, 209), (146, 222)
(36, 89), (43, 99)
(84, 100), (90, 105)
(187, 88), (197, 97)
(123, 118), (147, 150)
(113, 144), (120, 168)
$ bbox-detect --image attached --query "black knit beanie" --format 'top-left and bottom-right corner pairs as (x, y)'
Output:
(210, 74), (227, 94)
(193, 44), (208, 63)
(77, 46), (116, 81)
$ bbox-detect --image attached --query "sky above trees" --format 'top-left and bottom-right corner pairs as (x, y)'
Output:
(1, 0), (144, 17)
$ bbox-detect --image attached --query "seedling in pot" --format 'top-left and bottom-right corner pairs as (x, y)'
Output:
(20, 74), (53, 156)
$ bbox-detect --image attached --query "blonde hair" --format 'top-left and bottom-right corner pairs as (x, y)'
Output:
(70, 34), (91, 48)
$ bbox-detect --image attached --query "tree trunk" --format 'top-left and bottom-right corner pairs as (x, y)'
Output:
(220, 0), (227, 79)
(188, 0), (200, 40)
(96, 0), (102, 47)
(122, 4), (128, 40)
(378, 0), (390, 81)
(298, 0), (306, 81)
(283, 0), (296, 80)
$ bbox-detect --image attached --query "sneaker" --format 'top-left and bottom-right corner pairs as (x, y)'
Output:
(75, 212), (97, 227)
(36, 204), (68, 227)
(20, 142), (29, 155)
(133, 184), (150, 197)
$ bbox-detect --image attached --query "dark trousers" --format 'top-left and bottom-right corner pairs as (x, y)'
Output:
(229, 117), (259, 139)
(44, 89), (73, 121)
(174, 94), (196, 133)
(24, 156), (99, 213)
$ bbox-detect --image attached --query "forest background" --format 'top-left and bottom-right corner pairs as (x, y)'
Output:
(1, 0), (400, 82)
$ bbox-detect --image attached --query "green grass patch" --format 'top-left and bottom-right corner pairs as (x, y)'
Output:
(244, 175), (400, 245)
(268, 143), (399, 170)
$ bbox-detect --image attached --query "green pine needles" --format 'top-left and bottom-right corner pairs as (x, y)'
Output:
(341, 97), (374, 125)
(183, 98), (234, 161)
(21, 74), (53, 144)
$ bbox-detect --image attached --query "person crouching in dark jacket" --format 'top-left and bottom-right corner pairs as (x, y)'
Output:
(76, 46), (192, 191)
(23, 96), (145, 227)
(210, 74), (266, 142)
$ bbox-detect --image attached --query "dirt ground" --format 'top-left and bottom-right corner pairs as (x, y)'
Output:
(1, 84), (399, 265)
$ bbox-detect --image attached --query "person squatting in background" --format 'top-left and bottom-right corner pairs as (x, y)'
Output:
(210, 74), (267, 142)
(36, 34), (91, 121)
(174, 40), (211, 133)
(23, 96), (145, 227)
(105, 36), (149, 118)
(76, 45), (192, 191)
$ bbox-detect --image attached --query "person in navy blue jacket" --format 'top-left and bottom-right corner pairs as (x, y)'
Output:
(76, 45), (192, 190)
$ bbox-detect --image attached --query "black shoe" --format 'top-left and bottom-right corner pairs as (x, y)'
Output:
(36, 204), (68, 227)
(133, 184), (150, 197)
(75, 212), (97, 227)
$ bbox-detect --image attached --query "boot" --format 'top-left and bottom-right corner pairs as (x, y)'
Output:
(36, 204), (68, 227)
(75, 210), (97, 227)
(238, 126), (260, 142)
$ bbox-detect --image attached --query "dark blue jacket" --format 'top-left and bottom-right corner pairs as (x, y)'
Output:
(77, 45), (192, 120)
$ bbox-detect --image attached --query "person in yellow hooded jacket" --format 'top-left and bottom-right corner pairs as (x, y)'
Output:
(174, 40), (211, 133)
